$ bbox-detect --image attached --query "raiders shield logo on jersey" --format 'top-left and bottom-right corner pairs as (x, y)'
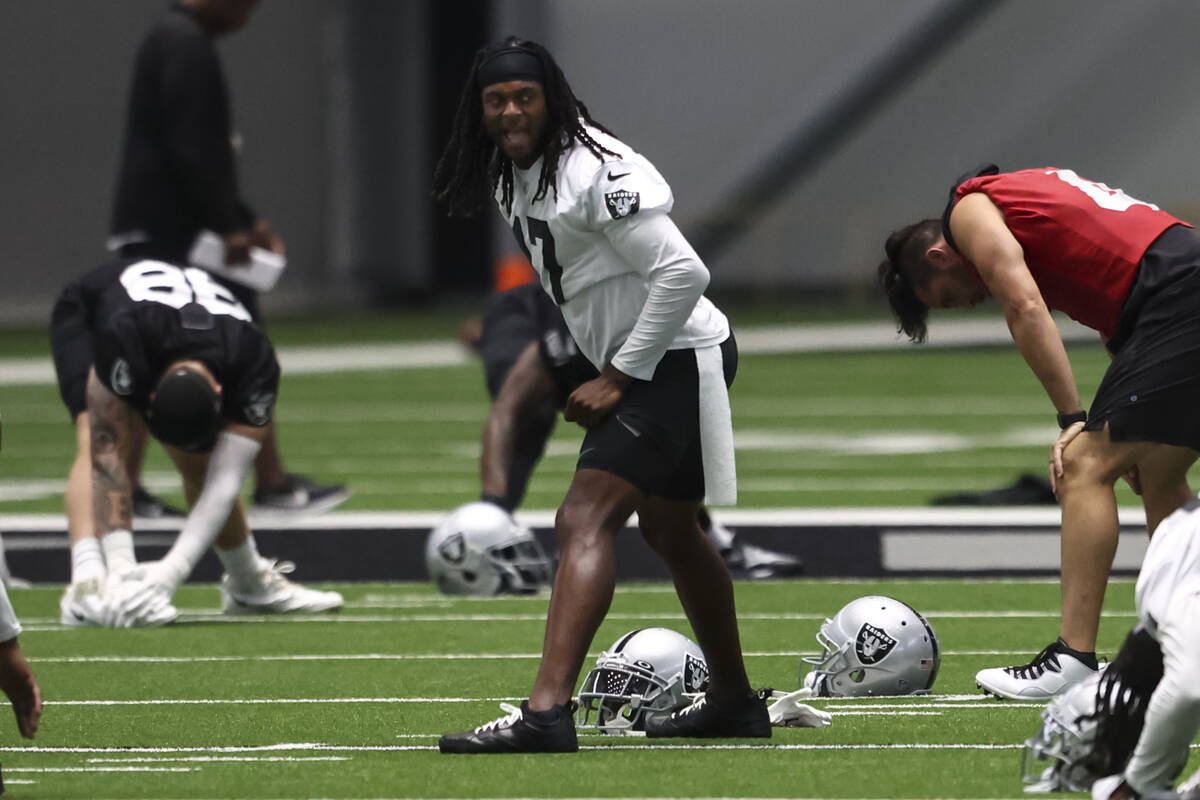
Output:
(243, 391), (275, 426)
(605, 190), (641, 220)
(110, 358), (133, 396)
(683, 653), (710, 692)
(855, 623), (898, 665)
(437, 533), (467, 565)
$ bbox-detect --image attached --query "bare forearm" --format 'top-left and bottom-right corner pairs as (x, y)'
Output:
(88, 386), (133, 536)
(1007, 307), (1082, 413)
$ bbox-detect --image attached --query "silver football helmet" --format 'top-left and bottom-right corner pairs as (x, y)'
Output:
(1021, 667), (1106, 792)
(576, 627), (710, 734)
(424, 502), (552, 596)
(802, 595), (940, 696)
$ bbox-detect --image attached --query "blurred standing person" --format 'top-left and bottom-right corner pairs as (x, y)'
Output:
(107, 0), (346, 514)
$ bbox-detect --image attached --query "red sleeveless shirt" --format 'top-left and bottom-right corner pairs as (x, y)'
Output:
(954, 168), (1187, 338)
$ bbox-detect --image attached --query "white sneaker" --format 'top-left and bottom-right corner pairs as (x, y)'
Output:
(105, 566), (179, 628)
(976, 639), (1098, 700)
(60, 577), (107, 627)
(220, 560), (343, 615)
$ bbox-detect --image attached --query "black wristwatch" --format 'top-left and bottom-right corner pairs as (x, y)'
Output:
(1057, 410), (1087, 429)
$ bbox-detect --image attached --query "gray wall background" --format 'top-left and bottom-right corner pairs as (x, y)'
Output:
(4, 0), (1200, 323)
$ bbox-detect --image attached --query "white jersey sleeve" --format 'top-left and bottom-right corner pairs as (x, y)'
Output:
(605, 211), (710, 380)
(566, 157), (674, 231)
(1124, 497), (1200, 794)
(0, 582), (22, 643)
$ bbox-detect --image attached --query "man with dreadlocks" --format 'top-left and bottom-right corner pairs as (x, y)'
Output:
(433, 37), (767, 753)
(879, 165), (1200, 702)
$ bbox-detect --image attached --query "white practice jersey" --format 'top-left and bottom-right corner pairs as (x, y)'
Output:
(1121, 495), (1200, 795)
(1135, 495), (1200, 631)
(0, 583), (21, 643)
(495, 125), (728, 380)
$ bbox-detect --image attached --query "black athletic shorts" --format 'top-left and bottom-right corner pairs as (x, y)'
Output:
(1087, 225), (1200, 450)
(49, 282), (93, 420)
(577, 333), (737, 501)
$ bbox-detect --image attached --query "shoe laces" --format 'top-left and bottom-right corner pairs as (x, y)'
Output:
(256, 560), (297, 590)
(676, 695), (708, 718)
(1004, 642), (1062, 680)
(473, 702), (523, 734)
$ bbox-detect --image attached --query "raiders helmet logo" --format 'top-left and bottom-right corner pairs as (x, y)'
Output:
(110, 358), (133, 396)
(437, 533), (467, 565)
(855, 623), (898, 665)
(683, 653), (710, 693)
(243, 392), (275, 426)
(604, 190), (641, 220)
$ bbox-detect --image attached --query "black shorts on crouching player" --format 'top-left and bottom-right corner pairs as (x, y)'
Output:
(578, 334), (737, 501)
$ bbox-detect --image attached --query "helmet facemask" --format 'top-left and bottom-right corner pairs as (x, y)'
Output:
(575, 628), (709, 735)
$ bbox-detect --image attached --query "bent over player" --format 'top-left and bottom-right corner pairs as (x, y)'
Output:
(880, 165), (1200, 700)
(50, 259), (343, 626)
(1089, 494), (1200, 800)
(433, 37), (767, 753)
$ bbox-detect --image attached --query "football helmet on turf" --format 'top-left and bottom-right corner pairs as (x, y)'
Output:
(1020, 667), (1106, 792)
(801, 595), (940, 696)
(425, 502), (552, 595)
(576, 627), (710, 734)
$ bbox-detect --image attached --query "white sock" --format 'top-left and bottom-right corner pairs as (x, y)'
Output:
(101, 530), (137, 574)
(71, 539), (105, 584)
(216, 537), (263, 585)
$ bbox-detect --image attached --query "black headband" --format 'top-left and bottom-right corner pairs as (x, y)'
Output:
(477, 46), (544, 89)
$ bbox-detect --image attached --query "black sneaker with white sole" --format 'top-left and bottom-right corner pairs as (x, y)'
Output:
(975, 638), (1099, 700)
(643, 690), (771, 739)
(252, 473), (349, 515)
(133, 486), (185, 519)
(439, 701), (578, 754)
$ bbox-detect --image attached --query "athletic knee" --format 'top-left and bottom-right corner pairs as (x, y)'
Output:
(1058, 446), (1117, 497)
(554, 501), (610, 550)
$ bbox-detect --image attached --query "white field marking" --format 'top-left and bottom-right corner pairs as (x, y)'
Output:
(0, 505), (1152, 530)
(29, 649), (1058, 665)
(44, 697), (526, 706)
(86, 756), (348, 763)
(734, 426), (1050, 455)
(18, 608), (1136, 631)
(39, 693), (1038, 708)
(6, 766), (197, 773)
(0, 315), (1093, 386)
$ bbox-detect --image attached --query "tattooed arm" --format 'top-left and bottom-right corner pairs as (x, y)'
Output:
(86, 368), (135, 536)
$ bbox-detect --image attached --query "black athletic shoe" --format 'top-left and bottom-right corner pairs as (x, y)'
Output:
(252, 473), (350, 515)
(439, 701), (578, 754)
(643, 691), (771, 739)
(931, 473), (1056, 506)
(132, 486), (185, 519)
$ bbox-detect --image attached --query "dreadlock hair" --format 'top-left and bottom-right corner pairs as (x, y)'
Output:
(878, 219), (941, 344)
(433, 36), (620, 218)
(1081, 625), (1165, 779)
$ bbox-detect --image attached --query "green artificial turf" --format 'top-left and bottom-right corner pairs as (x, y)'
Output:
(2, 577), (1192, 799)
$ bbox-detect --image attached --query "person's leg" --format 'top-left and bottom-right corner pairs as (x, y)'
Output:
(1135, 445), (1199, 536)
(1056, 431), (1154, 651)
(527, 469), (640, 710)
(638, 496), (752, 701)
(976, 429), (1152, 699)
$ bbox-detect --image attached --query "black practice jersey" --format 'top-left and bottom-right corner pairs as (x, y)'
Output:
(81, 260), (278, 428)
(480, 283), (598, 408)
(109, 1), (253, 261)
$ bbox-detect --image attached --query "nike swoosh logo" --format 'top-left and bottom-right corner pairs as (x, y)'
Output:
(616, 415), (642, 438)
(607, 171), (630, 181)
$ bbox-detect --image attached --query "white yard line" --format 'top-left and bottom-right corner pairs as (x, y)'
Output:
(28, 649), (1038, 664)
